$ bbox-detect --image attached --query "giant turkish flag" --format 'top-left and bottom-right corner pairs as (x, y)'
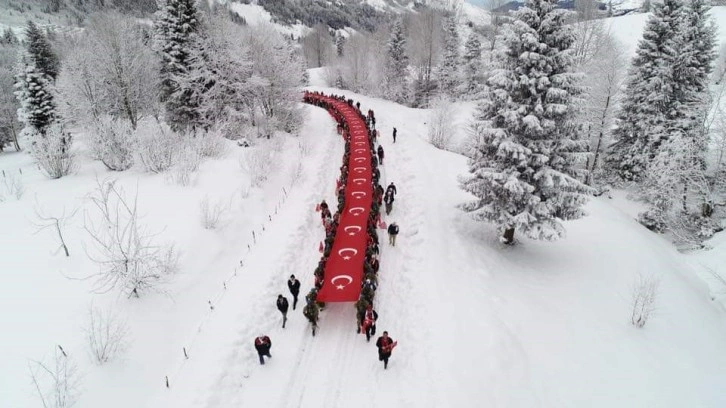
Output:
(313, 97), (372, 302)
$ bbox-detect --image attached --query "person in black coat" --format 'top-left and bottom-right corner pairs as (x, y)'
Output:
(393, 127), (397, 143)
(276, 294), (289, 328)
(254, 335), (272, 365)
(386, 182), (397, 198)
(387, 222), (399, 246)
(377, 145), (385, 165)
(384, 190), (394, 215)
(287, 275), (301, 310)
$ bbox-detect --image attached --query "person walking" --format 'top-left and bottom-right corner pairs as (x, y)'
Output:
(254, 335), (272, 365)
(392, 127), (397, 143)
(276, 294), (289, 328)
(361, 304), (379, 342)
(288, 275), (301, 310)
(376, 331), (397, 369)
(387, 222), (399, 246)
(384, 189), (394, 215)
(386, 182), (397, 198)
(377, 145), (385, 165)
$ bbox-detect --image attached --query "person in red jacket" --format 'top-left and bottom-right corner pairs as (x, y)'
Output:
(361, 305), (379, 342)
(376, 331), (396, 369)
(254, 335), (272, 365)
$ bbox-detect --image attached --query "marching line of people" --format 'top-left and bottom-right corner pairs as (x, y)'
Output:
(252, 92), (397, 369)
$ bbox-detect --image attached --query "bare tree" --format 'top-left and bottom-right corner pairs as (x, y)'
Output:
(83, 178), (178, 298)
(89, 116), (136, 171)
(85, 305), (129, 364)
(631, 273), (660, 328)
(428, 95), (456, 150)
(485, 0), (509, 58)
(28, 347), (81, 408)
(407, 9), (444, 107)
(581, 33), (626, 184)
(571, 0), (608, 68)
(338, 34), (374, 93)
(56, 12), (160, 129)
(33, 198), (78, 257)
(0, 43), (21, 151)
(240, 144), (273, 188)
(302, 23), (331, 68)
(135, 119), (178, 174)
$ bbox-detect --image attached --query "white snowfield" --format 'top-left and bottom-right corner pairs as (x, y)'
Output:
(2, 13), (726, 408)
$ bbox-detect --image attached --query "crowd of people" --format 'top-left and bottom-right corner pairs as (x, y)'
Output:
(255, 92), (397, 369)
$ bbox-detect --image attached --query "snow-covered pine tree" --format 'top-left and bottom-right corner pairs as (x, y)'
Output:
(638, 0), (716, 234)
(462, 31), (483, 97)
(24, 21), (59, 81)
(605, 0), (683, 182)
(2, 28), (18, 45)
(385, 18), (409, 105)
(336, 33), (345, 58)
(15, 57), (57, 135)
(438, 14), (460, 97)
(153, 0), (202, 130)
(461, 0), (592, 245)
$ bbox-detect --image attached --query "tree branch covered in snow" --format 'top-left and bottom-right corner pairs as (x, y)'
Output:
(83, 178), (178, 298)
(28, 347), (81, 408)
(84, 306), (129, 365)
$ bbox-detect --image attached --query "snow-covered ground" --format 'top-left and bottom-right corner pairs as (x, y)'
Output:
(3, 8), (726, 408)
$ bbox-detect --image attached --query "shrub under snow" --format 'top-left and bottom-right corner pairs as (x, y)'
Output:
(28, 124), (76, 179)
(90, 116), (136, 171)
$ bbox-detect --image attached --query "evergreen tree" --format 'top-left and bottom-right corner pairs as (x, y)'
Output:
(605, 0), (683, 182)
(438, 14), (460, 97)
(14, 57), (57, 135)
(24, 21), (60, 81)
(462, 32), (482, 97)
(385, 18), (409, 104)
(461, 0), (592, 244)
(153, 0), (202, 130)
(2, 28), (18, 45)
(335, 32), (345, 58)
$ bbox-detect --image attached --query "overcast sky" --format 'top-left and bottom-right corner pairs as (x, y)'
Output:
(466, 0), (490, 7)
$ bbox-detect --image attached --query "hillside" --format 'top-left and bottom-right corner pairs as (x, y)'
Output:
(2, 4), (726, 408)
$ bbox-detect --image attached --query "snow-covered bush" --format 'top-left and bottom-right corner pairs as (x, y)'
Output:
(631, 273), (660, 328)
(240, 144), (272, 188)
(169, 140), (201, 186)
(84, 178), (179, 298)
(28, 346), (81, 408)
(135, 120), (177, 174)
(28, 124), (75, 179)
(199, 196), (228, 230)
(1, 173), (24, 200)
(190, 126), (226, 159)
(428, 95), (455, 151)
(90, 116), (136, 171)
(85, 306), (129, 365)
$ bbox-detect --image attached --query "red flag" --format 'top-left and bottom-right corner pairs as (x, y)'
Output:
(378, 220), (387, 229)
(319, 241), (324, 253)
(315, 203), (321, 212)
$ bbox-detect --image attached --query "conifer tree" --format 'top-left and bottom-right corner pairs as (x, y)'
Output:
(335, 33), (345, 58)
(385, 18), (409, 104)
(461, 0), (592, 244)
(605, 0), (683, 182)
(15, 57), (57, 135)
(2, 28), (18, 45)
(24, 21), (59, 81)
(462, 32), (483, 97)
(438, 14), (460, 97)
(153, 0), (202, 130)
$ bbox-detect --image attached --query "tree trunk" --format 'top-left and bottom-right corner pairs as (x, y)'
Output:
(502, 227), (515, 245)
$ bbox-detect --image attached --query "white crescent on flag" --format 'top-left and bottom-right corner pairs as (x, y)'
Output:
(330, 274), (354, 289)
(355, 148), (366, 153)
(337, 248), (358, 260)
(351, 191), (366, 199)
(354, 157), (366, 163)
(354, 167), (366, 173)
(353, 178), (367, 185)
(348, 207), (365, 216)
(344, 225), (362, 235)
